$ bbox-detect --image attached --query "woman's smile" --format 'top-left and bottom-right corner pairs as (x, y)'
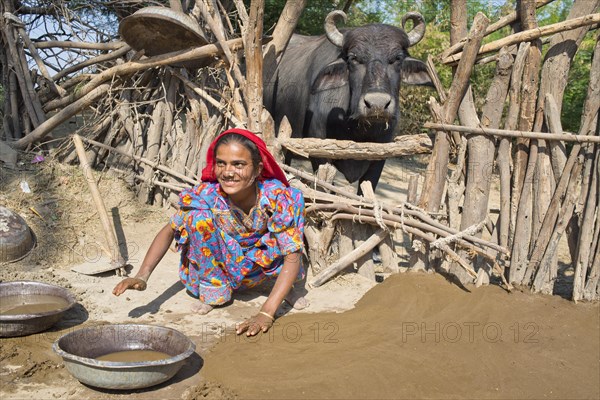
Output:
(215, 142), (262, 210)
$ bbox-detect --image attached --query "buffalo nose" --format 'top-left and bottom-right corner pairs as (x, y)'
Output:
(363, 92), (392, 111)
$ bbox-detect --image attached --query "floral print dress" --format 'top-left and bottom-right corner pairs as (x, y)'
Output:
(170, 179), (305, 305)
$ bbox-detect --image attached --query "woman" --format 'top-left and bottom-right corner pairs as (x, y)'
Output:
(113, 128), (308, 336)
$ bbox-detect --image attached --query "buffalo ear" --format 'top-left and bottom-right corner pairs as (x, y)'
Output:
(311, 59), (349, 93)
(401, 57), (433, 86)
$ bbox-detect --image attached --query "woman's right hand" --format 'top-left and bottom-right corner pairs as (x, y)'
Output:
(112, 277), (147, 296)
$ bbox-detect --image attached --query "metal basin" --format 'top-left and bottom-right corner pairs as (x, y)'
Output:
(0, 206), (35, 263)
(119, 6), (207, 56)
(53, 324), (196, 390)
(0, 281), (77, 337)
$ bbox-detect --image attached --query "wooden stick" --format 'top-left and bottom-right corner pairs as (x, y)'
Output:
(505, 42), (530, 246)
(72, 134), (126, 275)
(310, 229), (387, 287)
(528, 145), (583, 275)
(441, 0), (555, 59)
(263, 0), (306, 59)
(423, 122), (600, 143)
(583, 153), (600, 300)
(34, 40), (127, 50)
(573, 145), (598, 301)
(8, 69), (22, 139)
(286, 164), (507, 255)
(425, 55), (447, 103)
(511, 1), (544, 285)
(306, 203), (507, 256)
(243, 0), (265, 133)
(441, 13), (600, 64)
(13, 19), (66, 97)
(457, 46), (512, 280)
(419, 13), (490, 213)
(43, 37), (246, 113)
(544, 94), (568, 182)
(50, 44), (131, 83)
(12, 84), (111, 150)
(278, 134), (432, 160)
(360, 181), (399, 274)
(132, 173), (187, 192)
(532, 156), (583, 293)
(138, 73), (170, 202)
(3, 24), (43, 128)
(195, 0), (246, 88)
(331, 214), (478, 280)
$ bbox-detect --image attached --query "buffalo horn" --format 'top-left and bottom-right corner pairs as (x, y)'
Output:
(401, 12), (426, 46)
(324, 10), (346, 48)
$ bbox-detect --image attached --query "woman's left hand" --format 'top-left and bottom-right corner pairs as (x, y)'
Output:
(236, 313), (274, 336)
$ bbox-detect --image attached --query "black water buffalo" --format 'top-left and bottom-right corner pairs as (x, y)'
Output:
(264, 11), (432, 191)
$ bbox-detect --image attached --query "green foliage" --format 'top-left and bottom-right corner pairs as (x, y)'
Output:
(561, 31), (594, 134)
(262, 0), (338, 35)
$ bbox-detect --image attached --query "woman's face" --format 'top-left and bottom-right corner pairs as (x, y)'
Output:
(214, 142), (262, 200)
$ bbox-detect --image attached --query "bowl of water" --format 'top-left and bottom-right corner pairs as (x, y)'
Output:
(0, 280), (77, 337)
(53, 324), (196, 390)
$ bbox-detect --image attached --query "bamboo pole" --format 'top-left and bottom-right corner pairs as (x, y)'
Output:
(72, 134), (126, 275)
(423, 123), (600, 143)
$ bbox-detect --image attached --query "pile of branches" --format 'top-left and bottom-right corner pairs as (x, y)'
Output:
(1, 0), (289, 206)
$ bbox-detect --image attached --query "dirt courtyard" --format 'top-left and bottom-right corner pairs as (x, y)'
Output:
(0, 157), (599, 399)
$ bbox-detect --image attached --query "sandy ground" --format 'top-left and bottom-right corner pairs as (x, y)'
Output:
(1, 157), (599, 399)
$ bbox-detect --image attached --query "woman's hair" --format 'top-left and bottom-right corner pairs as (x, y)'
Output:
(214, 133), (262, 169)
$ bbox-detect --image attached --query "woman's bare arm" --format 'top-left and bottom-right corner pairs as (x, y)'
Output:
(112, 223), (175, 296)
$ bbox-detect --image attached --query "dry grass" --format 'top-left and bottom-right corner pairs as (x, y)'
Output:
(1, 153), (166, 269)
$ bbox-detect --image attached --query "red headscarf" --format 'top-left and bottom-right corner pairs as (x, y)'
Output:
(200, 128), (289, 187)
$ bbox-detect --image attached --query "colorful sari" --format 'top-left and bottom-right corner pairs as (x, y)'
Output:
(170, 178), (305, 305)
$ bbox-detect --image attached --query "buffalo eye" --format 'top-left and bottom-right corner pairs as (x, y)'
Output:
(347, 54), (360, 65)
(390, 54), (405, 65)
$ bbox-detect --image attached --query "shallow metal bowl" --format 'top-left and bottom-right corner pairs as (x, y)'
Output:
(119, 6), (207, 55)
(0, 206), (35, 263)
(53, 324), (196, 390)
(0, 280), (77, 337)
